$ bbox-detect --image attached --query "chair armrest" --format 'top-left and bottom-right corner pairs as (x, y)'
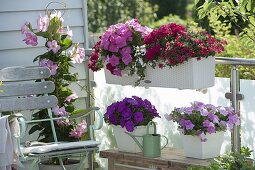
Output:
(69, 106), (100, 119)
(69, 106), (103, 140)
(89, 108), (103, 140)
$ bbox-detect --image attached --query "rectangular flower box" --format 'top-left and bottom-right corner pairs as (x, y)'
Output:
(182, 131), (224, 159)
(104, 56), (215, 89)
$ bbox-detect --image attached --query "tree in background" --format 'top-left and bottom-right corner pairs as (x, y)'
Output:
(195, 0), (255, 79)
(88, 0), (157, 33)
(149, 0), (189, 19)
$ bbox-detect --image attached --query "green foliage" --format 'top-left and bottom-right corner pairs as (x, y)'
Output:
(88, 0), (157, 33)
(23, 11), (86, 142)
(0, 81), (2, 93)
(149, 13), (207, 32)
(149, 0), (189, 19)
(188, 147), (255, 170)
(200, 3), (255, 79)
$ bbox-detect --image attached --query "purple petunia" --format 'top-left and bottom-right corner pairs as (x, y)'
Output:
(180, 119), (195, 130)
(134, 112), (144, 123)
(125, 121), (134, 132)
(165, 101), (240, 142)
(104, 96), (160, 132)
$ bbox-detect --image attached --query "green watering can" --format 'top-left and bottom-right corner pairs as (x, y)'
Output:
(126, 121), (168, 158)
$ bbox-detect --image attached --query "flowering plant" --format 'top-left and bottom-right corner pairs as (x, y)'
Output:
(89, 21), (226, 86)
(88, 19), (152, 85)
(104, 96), (160, 132)
(165, 101), (240, 142)
(144, 23), (226, 68)
(21, 10), (87, 142)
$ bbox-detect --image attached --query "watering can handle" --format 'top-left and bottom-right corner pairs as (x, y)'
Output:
(146, 121), (157, 134)
(161, 135), (168, 149)
(125, 132), (143, 150)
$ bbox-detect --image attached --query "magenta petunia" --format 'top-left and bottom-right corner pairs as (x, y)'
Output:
(109, 55), (120, 66)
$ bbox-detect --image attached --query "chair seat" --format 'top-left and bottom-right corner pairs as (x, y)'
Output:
(21, 140), (100, 154)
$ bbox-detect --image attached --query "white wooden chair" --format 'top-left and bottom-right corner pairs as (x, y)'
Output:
(0, 66), (103, 170)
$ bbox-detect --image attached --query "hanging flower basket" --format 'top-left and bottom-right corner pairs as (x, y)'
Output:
(105, 56), (215, 89)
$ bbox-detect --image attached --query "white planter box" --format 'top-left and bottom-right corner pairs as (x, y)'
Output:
(113, 125), (153, 153)
(105, 56), (215, 89)
(182, 131), (224, 159)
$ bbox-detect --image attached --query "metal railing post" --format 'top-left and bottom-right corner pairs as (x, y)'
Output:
(230, 66), (241, 153)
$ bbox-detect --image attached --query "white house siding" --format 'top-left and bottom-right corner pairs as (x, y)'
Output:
(0, 0), (91, 106)
(0, 0), (92, 142)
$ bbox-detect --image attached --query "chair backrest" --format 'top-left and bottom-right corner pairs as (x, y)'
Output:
(0, 66), (103, 170)
(0, 66), (58, 112)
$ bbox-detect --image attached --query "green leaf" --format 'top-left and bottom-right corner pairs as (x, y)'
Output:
(35, 31), (49, 38)
(246, 0), (252, 11)
(61, 35), (68, 40)
(65, 105), (75, 113)
(29, 125), (43, 135)
(194, 0), (200, 6)
(61, 39), (72, 50)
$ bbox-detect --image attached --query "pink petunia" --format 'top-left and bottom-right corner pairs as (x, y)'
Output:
(122, 54), (132, 65)
(108, 55), (119, 66)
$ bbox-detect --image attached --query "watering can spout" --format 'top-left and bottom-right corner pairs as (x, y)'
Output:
(125, 133), (143, 151)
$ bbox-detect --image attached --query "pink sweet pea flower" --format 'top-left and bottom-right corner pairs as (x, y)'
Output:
(21, 22), (29, 34)
(66, 26), (73, 39)
(69, 129), (83, 139)
(50, 10), (64, 22)
(69, 120), (87, 139)
(68, 45), (85, 63)
(47, 40), (60, 54)
(37, 14), (49, 32)
(52, 106), (68, 117)
(57, 119), (72, 127)
(65, 92), (78, 102)
(39, 59), (58, 76)
(23, 32), (38, 46)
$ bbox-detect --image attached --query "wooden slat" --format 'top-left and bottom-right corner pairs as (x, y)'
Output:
(0, 44), (85, 69)
(0, 9), (84, 32)
(100, 148), (211, 170)
(0, 95), (58, 112)
(0, 67), (50, 81)
(0, 81), (55, 97)
(0, 27), (85, 50)
(0, 0), (82, 12)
